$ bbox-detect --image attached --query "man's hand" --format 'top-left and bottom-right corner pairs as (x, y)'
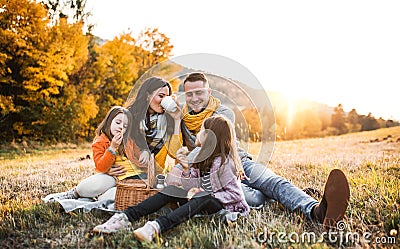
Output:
(107, 164), (126, 177)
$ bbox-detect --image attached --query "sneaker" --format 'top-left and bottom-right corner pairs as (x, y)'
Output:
(312, 169), (350, 230)
(133, 221), (160, 243)
(93, 213), (130, 233)
(42, 189), (77, 202)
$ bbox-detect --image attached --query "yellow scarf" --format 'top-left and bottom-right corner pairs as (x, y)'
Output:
(182, 96), (221, 134)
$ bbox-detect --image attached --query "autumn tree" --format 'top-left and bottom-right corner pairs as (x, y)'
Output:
(86, 30), (174, 129)
(0, 0), (50, 139)
(241, 108), (262, 142)
(359, 113), (380, 131)
(0, 0), (92, 142)
(386, 119), (400, 128)
(286, 109), (322, 139)
(0, 0), (175, 143)
(331, 104), (348, 135)
(40, 0), (92, 32)
(84, 33), (139, 128)
(347, 108), (361, 132)
(138, 28), (173, 61)
(260, 107), (276, 142)
(36, 19), (94, 141)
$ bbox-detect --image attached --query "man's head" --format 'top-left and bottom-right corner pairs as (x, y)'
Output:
(183, 72), (211, 113)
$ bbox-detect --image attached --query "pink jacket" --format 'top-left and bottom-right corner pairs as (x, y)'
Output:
(170, 156), (249, 216)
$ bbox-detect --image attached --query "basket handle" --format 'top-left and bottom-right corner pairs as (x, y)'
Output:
(147, 153), (156, 188)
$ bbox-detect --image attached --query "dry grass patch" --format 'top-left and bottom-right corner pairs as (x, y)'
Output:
(1, 127), (399, 248)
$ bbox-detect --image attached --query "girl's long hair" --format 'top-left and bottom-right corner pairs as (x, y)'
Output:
(126, 77), (173, 150)
(191, 115), (242, 175)
(95, 106), (133, 146)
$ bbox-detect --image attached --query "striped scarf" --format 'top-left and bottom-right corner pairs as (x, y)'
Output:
(141, 113), (167, 154)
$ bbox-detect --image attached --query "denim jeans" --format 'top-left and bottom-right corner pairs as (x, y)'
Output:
(241, 160), (318, 220)
(124, 185), (223, 232)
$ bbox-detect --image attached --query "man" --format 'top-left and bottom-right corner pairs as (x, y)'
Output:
(178, 72), (350, 230)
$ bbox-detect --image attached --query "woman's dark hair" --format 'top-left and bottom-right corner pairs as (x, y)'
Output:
(127, 77), (173, 151)
(95, 106), (133, 146)
(192, 115), (238, 173)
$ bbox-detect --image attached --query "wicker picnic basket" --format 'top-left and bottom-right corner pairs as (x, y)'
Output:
(114, 154), (158, 211)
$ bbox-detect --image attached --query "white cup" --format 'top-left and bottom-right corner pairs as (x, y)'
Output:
(161, 96), (178, 112)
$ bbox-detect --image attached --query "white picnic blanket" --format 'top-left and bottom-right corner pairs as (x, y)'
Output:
(42, 191), (243, 223)
(42, 189), (118, 213)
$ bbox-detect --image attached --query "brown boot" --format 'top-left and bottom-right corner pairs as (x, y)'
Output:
(311, 169), (350, 230)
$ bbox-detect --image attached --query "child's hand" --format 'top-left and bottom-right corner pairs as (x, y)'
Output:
(187, 187), (203, 200)
(110, 132), (123, 151)
(138, 150), (150, 165)
(176, 147), (189, 170)
(177, 147), (189, 155)
(237, 170), (249, 181)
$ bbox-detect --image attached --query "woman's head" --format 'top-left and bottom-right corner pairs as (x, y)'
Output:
(95, 106), (133, 142)
(192, 115), (238, 172)
(127, 77), (174, 149)
(128, 77), (172, 116)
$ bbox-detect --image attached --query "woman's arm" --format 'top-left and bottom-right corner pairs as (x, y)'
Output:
(165, 108), (184, 159)
(165, 134), (183, 159)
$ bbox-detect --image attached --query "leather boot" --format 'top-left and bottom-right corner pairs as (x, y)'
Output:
(311, 169), (350, 230)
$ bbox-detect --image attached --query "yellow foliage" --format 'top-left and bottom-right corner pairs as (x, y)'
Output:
(77, 94), (99, 122)
(13, 122), (32, 135)
(0, 96), (17, 115)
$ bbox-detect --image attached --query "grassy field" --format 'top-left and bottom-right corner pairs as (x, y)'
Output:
(1, 127), (399, 248)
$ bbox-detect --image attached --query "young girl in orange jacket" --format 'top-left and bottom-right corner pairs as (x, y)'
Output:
(44, 77), (181, 202)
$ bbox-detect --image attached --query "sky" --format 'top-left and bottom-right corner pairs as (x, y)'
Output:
(87, 0), (400, 120)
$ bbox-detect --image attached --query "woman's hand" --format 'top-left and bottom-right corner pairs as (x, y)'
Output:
(107, 164), (126, 177)
(165, 96), (182, 120)
(167, 105), (182, 120)
(138, 150), (150, 165)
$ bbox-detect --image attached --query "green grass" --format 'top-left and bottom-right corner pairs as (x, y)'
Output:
(1, 127), (400, 248)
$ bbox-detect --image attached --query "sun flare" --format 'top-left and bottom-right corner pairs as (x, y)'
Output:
(286, 92), (296, 129)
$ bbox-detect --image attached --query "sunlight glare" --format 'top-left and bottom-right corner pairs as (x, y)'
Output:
(286, 91), (296, 129)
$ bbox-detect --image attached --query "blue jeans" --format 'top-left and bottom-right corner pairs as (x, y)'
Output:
(241, 160), (318, 220)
